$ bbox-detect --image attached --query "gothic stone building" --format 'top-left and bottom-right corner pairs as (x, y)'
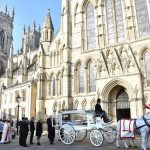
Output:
(0, 0), (150, 122)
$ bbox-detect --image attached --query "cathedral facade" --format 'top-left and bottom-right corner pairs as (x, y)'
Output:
(0, 0), (150, 122)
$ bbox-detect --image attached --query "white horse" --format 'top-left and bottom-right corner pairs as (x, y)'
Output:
(116, 112), (150, 150)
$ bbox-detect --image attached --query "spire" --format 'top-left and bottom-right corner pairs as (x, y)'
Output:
(12, 7), (15, 21)
(42, 9), (54, 30)
(23, 24), (26, 34)
(28, 24), (30, 32)
(5, 4), (8, 14)
(32, 20), (36, 32)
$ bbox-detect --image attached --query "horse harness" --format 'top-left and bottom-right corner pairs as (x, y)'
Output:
(134, 116), (150, 134)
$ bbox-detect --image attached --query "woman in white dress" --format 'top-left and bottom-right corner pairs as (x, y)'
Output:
(1, 120), (12, 144)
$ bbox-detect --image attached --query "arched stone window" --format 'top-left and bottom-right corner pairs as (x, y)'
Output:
(145, 51), (150, 86)
(57, 73), (62, 96)
(89, 62), (96, 92)
(86, 2), (96, 49)
(50, 75), (56, 96)
(52, 77), (55, 96)
(106, 0), (125, 44)
(78, 64), (85, 93)
(135, 0), (150, 38)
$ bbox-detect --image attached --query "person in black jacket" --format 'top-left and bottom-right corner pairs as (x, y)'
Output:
(19, 117), (29, 147)
(30, 117), (35, 144)
(95, 98), (110, 123)
(19, 117), (24, 146)
(47, 115), (55, 144)
(36, 119), (43, 145)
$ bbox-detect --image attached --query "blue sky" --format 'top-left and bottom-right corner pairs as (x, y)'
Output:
(1, 0), (61, 53)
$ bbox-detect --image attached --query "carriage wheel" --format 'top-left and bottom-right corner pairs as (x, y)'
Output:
(90, 129), (104, 147)
(103, 127), (116, 143)
(76, 129), (87, 141)
(59, 124), (76, 144)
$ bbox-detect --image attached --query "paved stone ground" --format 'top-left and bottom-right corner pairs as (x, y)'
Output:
(0, 133), (146, 150)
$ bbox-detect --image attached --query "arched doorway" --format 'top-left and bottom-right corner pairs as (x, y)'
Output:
(116, 89), (130, 121)
(108, 85), (131, 121)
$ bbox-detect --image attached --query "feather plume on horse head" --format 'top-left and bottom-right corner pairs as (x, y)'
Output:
(143, 103), (150, 109)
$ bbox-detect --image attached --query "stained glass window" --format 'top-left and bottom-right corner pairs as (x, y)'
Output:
(135, 0), (150, 38)
(89, 62), (96, 92)
(106, 0), (125, 44)
(145, 51), (150, 86)
(86, 2), (96, 49)
(79, 64), (85, 93)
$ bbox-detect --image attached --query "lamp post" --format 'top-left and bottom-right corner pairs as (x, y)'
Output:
(16, 94), (21, 135)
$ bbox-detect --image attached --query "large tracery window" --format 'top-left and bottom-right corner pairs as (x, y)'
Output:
(86, 2), (96, 49)
(89, 62), (96, 92)
(145, 51), (150, 86)
(106, 0), (125, 44)
(78, 64), (85, 93)
(135, 0), (150, 38)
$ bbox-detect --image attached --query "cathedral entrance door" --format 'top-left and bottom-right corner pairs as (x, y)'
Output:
(116, 89), (130, 121)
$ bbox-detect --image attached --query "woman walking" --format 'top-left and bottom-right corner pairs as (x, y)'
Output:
(36, 119), (43, 145)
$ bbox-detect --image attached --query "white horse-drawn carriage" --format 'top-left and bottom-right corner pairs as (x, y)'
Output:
(58, 110), (116, 146)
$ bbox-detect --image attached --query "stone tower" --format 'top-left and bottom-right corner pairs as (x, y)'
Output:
(22, 21), (40, 54)
(0, 5), (14, 75)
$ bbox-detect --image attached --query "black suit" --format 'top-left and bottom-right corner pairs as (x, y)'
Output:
(95, 103), (104, 114)
(95, 103), (109, 123)
(47, 117), (55, 144)
(19, 120), (29, 146)
(30, 120), (35, 144)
